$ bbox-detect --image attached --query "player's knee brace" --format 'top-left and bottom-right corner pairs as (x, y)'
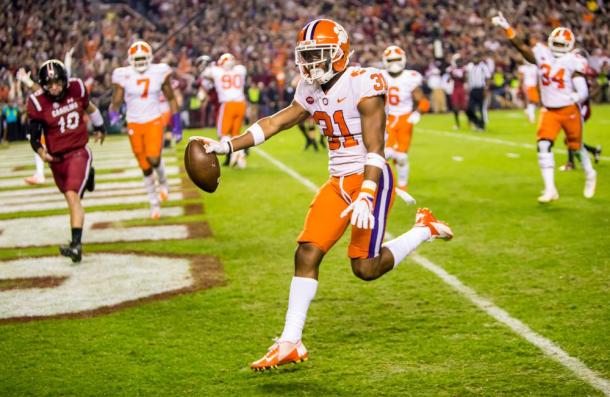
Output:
(536, 139), (554, 153)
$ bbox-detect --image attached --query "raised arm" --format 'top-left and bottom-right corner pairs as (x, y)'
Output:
(492, 12), (537, 65)
(194, 100), (310, 154)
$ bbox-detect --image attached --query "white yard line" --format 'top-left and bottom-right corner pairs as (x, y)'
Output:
(0, 192), (184, 214)
(0, 178), (181, 199)
(253, 147), (610, 396)
(412, 254), (610, 397)
(418, 128), (610, 161)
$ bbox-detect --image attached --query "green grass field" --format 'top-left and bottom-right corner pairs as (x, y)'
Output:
(0, 106), (608, 396)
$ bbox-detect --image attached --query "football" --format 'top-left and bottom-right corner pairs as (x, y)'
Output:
(184, 139), (220, 193)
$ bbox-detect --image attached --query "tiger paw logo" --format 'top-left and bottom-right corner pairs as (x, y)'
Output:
(334, 25), (348, 45)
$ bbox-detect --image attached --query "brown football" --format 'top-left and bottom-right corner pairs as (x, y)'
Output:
(184, 140), (220, 193)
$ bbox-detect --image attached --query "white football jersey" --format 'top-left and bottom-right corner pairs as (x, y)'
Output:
(112, 63), (172, 123)
(381, 69), (423, 115)
(533, 43), (587, 108)
(294, 66), (388, 177)
(205, 65), (247, 103)
(518, 64), (538, 88)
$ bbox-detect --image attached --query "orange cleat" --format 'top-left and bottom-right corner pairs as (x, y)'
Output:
(150, 206), (161, 220)
(159, 186), (169, 202)
(250, 339), (309, 371)
(414, 208), (453, 241)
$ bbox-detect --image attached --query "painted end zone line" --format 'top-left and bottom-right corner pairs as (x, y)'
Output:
(253, 147), (610, 396)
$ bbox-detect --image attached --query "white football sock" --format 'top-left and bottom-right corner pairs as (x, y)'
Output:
(537, 152), (556, 192)
(526, 104), (536, 123)
(34, 154), (45, 179)
(395, 152), (409, 188)
(578, 146), (595, 178)
(280, 276), (318, 343)
(143, 174), (159, 207)
(154, 159), (168, 187)
(382, 226), (431, 268)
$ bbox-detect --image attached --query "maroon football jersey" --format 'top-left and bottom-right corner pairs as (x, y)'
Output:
(27, 78), (89, 155)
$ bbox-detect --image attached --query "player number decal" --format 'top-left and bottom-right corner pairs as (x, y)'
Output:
(540, 65), (565, 89)
(58, 111), (80, 134)
(312, 110), (358, 150)
(137, 78), (150, 98)
(221, 74), (242, 89)
(370, 73), (388, 91)
(388, 86), (400, 105)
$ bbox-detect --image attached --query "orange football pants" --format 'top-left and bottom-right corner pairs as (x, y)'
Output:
(525, 86), (540, 104)
(298, 164), (396, 259)
(537, 104), (582, 150)
(217, 101), (247, 137)
(127, 117), (164, 170)
(386, 113), (414, 153)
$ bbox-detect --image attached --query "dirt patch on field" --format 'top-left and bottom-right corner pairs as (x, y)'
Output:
(0, 252), (225, 324)
(0, 276), (67, 291)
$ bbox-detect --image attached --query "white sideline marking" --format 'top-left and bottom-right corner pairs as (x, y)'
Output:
(451, 156), (464, 162)
(412, 254), (610, 397)
(418, 127), (610, 161)
(254, 148), (319, 192)
(254, 146), (610, 396)
(0, 178), (181, 199)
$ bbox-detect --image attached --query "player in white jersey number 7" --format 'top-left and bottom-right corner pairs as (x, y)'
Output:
(191, 18), (453, 371)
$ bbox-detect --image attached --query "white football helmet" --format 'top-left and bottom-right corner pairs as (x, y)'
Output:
(218, 53), (235, 70)
(548, 27), (575, 58)
(128, 41), (153, 72)
(383, 46), (406, 74)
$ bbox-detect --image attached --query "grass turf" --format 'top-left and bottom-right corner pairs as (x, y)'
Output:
(0, 107), (608, 396)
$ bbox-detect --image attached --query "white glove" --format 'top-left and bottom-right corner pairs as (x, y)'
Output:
(395, 188), (416, 205)
(16, 68), (34, 88)
(340, 190), (375, 229)
(188, 136), (231, 154)
(407, 111), (421, 125)
(491, 12), (511, 30)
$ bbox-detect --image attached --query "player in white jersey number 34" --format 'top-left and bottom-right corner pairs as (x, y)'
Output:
(191, 19), (454, 370)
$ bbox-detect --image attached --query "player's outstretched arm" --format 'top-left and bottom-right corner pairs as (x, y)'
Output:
(108, 84), (124, 125)
(492, 12), (536, 64)
(192, 101), (310, 154)
(340, 95), (386, 229)
(86, 103), (106, 145)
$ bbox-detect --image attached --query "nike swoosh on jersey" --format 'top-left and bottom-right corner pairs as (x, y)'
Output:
(337, 97), (346, 103)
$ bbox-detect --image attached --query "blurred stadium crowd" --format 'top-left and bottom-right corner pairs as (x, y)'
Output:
(1, 0), (609, 140)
